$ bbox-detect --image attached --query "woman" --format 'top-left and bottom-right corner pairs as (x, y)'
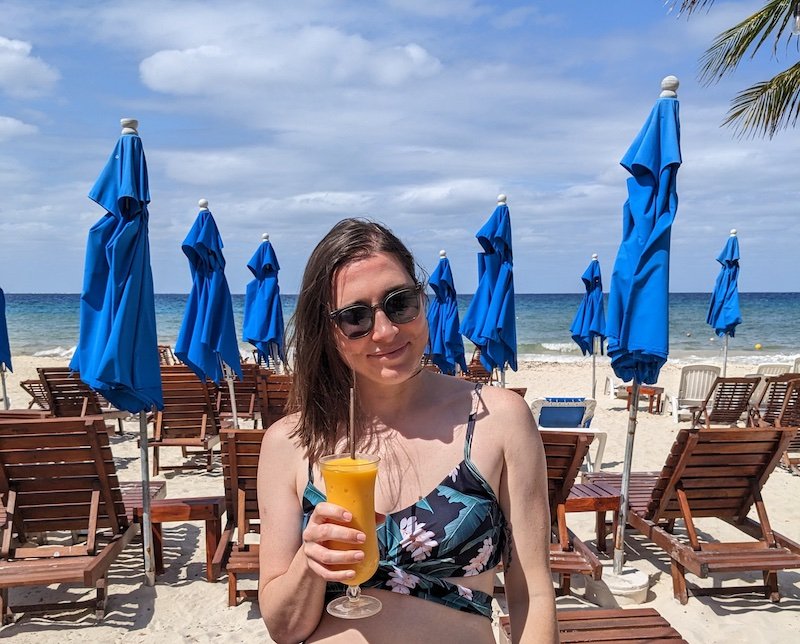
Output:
(257, 219), (556, 643)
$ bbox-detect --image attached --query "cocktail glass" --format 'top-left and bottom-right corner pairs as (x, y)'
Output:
(319, 453), (382, 619)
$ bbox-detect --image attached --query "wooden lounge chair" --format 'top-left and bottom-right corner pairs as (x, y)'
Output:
(216, 362), (266, 428)
(499, 607), (687, 643)
(774, 378), (800, 473)
(37, 367), (127, 434)
(748, 373), (800, 427)
(18, 379), (50, 411)
(460, 348), (496, 385)
(212, 428), (264, 606)
(587, 425), (800, 604)
(540, 430), (602, 595)
(157, 344), (180, 366)
(0, 416), (137, 623)
(663, 364), (720, 423)
(688, 376), (760, 429)
(259, 371), (293, 428)
(149, 367), (221, 475)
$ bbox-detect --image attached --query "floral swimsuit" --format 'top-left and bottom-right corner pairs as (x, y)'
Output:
(302, 384), (508, 619)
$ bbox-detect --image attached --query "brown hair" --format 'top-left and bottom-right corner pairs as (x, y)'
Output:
(287, 218), (422, 462)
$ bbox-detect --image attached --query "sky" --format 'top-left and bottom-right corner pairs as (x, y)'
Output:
(0, 0), (797, 295)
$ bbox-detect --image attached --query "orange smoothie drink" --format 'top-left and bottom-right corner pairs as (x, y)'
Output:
(319, 454), (380, 586)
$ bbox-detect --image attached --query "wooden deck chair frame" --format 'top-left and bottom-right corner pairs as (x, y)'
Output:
(540, 430), (602, 595)
(460, 347), (497, 385)
(775, 378), (800, 473)
(588, 426), (800, 604)
(18, 379), (50, 411)
(0, 416), (137, 624)
(688, 376), (760, 429)
(212, 428), (264, 606)
(215, 362), (266, 427)
(259, 371), (293, 428)
(37, 367), (127, 434)
(663, 364), (721, 423)
(748, 373), (800, 427)
(150, 367), (221, 475)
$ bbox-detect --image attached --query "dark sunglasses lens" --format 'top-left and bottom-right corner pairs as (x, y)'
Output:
(384, 289), (420, 324)
(337, 306), (373, 338)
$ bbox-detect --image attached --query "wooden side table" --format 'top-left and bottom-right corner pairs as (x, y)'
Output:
(626, 385), (664, 414)
(565, 481), (621, 553)
(132, 495), (226, 582)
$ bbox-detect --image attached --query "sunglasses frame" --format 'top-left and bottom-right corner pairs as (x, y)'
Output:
(329, 282), (424, 339)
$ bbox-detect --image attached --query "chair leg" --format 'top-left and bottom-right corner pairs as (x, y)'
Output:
(228, 571), (238, 606)
(206, 448), (213, 472)
(763, 570), (780, 603)
(153, 446), (160, 476)
(0, 588), (12, 625)
(671, 560), (688, 605)
(595, 511), (607, 553)
(95, 575), (108, 621)
(558, 573), (571, 596)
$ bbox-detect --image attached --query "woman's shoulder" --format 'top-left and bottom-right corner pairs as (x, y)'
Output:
(261, 413), (305, 461)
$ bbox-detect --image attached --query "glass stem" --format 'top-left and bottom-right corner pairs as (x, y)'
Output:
(347, 585), (361, 603)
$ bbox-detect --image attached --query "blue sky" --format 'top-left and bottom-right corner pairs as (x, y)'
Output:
(0, 0), (796, 294)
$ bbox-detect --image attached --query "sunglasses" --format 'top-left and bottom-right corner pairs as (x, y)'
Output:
(330, 283), (423, 339)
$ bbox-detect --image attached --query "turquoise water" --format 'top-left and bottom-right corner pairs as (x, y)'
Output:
(3, 292), (799, 365)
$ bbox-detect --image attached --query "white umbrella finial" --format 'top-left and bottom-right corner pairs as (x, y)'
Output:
(730, 228), (737, 236)
(497, 194), (507, 205)
(439, 249), (447, 258)
(591, 253), (599, 261)
(120, 118), (138, 135)
(262, 233), (269, 242)
(198, 198), (209, 210)
(660, 76), (679, 98)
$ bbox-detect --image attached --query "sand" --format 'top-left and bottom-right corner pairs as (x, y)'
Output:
(1, 355), (799, 643)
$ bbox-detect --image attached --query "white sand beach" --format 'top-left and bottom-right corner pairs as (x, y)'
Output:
(1, 356), (799, 643)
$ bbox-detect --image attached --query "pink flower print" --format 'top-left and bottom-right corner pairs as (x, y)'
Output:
(462, 537), (494, 576)
(456, 584), (474, 600)
(448, 466), (459, 482)
(386, 566), (420, 594)
(399, 516), (438, 562)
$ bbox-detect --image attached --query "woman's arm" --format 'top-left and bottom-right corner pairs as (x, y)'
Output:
(257, 419), (368, 643)
(496, 393), (558, 644)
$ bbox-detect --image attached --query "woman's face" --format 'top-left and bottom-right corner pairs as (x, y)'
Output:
(331, 252), (427, 387)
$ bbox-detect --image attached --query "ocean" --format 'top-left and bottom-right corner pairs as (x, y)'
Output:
(3, 292), (799, 366)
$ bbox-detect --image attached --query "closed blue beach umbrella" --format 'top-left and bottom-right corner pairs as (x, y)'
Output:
(460, 194), (517, 383)
(706, 229), (742, 376)
(606, 77), (682, 574)
(243, 233), (286, 367)
(175, 199), (243, 385)
(426, 250), (467, 375)
(70, 118), (162, 583)
(0, 287), (11, 409)
(569, 254), (606, 397)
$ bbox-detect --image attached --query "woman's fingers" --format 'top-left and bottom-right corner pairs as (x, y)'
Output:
(302, 501), (368, 581)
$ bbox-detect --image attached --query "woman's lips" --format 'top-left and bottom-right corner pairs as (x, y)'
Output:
(370, 343), (408, 359)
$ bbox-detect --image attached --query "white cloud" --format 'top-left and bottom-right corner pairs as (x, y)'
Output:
(0, 115), (37, 140)
(0, 36), (59, 98)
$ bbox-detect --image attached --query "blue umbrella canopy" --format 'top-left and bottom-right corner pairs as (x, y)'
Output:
(175, 202), (243, 383)
(426, 251), (467, 375)
(460, 196), (517, 373)
(706, 231), (742, 338)
(570, 256), (606, 355)
(69, 121), (162, 413)
(242, 234), (286, 365)
(0, 287), (11, 373)
(606, 80), (682, 386)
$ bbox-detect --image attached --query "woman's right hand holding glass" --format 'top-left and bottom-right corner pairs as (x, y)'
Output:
(302, 502), (366, 582)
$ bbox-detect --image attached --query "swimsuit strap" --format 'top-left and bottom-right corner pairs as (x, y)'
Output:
(464, 383), (482, 460)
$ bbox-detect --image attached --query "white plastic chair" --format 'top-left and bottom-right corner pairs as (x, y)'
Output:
(793, 357), (800, 373)
(663, 364), (721, 423)
(756, 363), (792, 377)
(603, 373), (629, 400)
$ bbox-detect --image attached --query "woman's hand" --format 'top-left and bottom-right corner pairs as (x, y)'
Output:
(301, 502), (366, 582)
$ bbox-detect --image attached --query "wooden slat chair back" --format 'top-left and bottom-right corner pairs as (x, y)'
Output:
(19, 379), (50, 411)
(157, 344), (180, 366)
(150, 366), (221, 475)
(460, 348), (496, 384)
(689, 376), (760, 428)
(0, 416), (136, 623)
(589, 425), (800, 603)
(260, 371), (294, 427)
(750, 373), (800, 426)
(539, 430), (601, 594)
(776, 379), (800, 472)
(215, 428), (265, 606)
(216, 363), (266, 427)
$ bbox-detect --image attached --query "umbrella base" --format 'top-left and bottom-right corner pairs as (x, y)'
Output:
(584, 563), (649, 606)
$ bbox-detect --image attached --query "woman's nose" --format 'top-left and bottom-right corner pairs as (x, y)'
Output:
(370, 308), (397, 341)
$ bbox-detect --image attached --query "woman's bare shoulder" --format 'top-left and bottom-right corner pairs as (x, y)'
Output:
(261, 413), (305, 462)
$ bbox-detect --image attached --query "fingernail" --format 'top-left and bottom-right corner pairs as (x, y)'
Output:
(354, 552), (365, 560)
(346, 570), (356, 578)
(342, 512), (353, 522)
(356, 533), (366, 543)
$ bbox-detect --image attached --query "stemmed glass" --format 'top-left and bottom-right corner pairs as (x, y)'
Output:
(319, 453), (382, 619)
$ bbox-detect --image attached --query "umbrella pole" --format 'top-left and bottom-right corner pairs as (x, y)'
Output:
(0, 364), (8, 410)
(222, 361), (240, 429)
(139, 410), (155, 586)
(722, 335), (729, 377)
(613, 379), (640, 575)
(591, 337), (598, 399)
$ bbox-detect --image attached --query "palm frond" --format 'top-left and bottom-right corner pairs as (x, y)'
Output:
(699, 0), (795, 84)
(666, 0), (716, 16)
(723, 61), (800, 137)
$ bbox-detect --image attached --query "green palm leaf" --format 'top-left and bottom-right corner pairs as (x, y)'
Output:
(724, 61), (800, 136)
